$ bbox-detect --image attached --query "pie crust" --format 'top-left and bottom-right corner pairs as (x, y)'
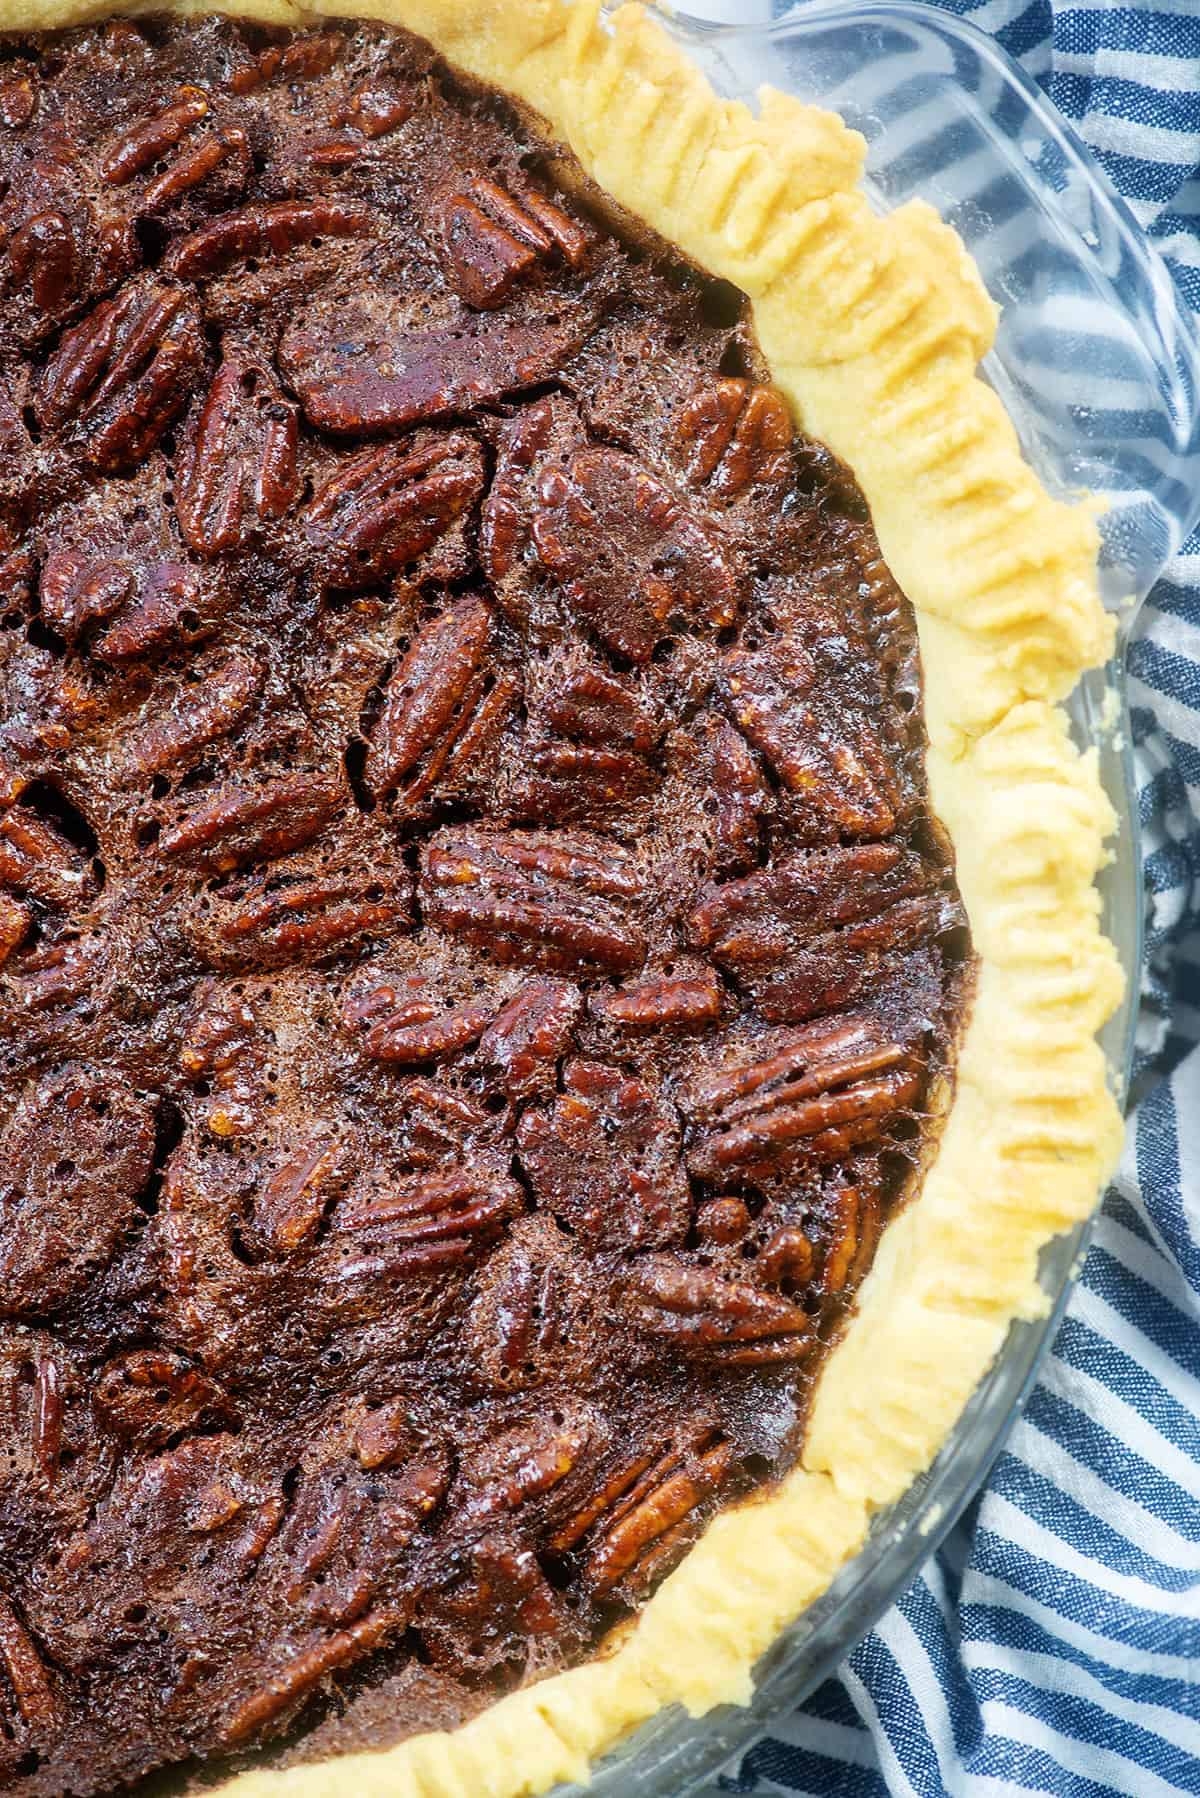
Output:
(0, 1), (1126, 1791)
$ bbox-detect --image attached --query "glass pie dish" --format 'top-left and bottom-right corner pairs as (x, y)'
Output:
(547, 3), (1200, 1792)
(0, 4), (1184, 1789)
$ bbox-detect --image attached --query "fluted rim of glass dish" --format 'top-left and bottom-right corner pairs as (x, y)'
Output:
(544, 5), (1160, 1793)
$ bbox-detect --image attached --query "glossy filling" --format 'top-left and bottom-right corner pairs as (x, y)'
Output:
(0, 16), (971, 1793)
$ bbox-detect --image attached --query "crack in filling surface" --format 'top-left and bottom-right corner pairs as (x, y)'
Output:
(0, 15), (973, 1793)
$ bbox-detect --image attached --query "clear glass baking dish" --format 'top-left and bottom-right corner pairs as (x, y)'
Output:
(548, 2), (1200, 1792)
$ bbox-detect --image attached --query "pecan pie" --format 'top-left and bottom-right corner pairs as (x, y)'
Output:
(0, 4), (1123, 1796)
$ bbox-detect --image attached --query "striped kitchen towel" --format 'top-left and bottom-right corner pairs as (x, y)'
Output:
(715, 2), (1200, 1794)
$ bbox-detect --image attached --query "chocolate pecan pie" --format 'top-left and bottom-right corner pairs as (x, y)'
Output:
(0, 4), (1123, 1796)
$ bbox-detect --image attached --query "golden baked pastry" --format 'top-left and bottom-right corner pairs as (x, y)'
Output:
(0, 3), (1123, 1794)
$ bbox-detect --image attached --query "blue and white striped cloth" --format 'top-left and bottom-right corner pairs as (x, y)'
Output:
(716, 3), (1200, 1793)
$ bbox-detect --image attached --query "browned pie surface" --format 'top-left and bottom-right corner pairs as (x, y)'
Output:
(0, 15), (971, 1793)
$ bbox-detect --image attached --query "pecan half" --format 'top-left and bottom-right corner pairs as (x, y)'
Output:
(0, 1345), (70, 1488)
(681, 1014), (923, 1182)
(689, 843), (964, 1022)
(419, 1536), (570, 1666)
(30, 1356), (63, 1484)
(0, 805), (96, 910)
(467, 1216), (585, 1390)
(721, 628), (900, 838)
(340, 979), (416, 1033)
(39, 550), (134, 643)
(476, 976), (582, 1100)
(540, 661), (660, 753)
(441, 173), (589, 309)
(755, 1223), (816, 1289)
(164, 198), (371, 280)
(269, 1457), (395, 1620)
(100, 86), (210, 185)
(478, 393), (577, 589)
(262, 1444), (451, 1629)
(94, 1348), (235, 1449)
(179, 988), (256, 1082)
(591, 967), (722, 1034)
(100, 83), (251, 213)
(364, 594), (500, 802)
(516, 1059), (690, 1252)
(330, 77), (414, 139)
(126, 652), (260, 776)
(254, 1137), (348, 1254)
(142, 126), (250, 214)
(693, 847), (921, 956)
(551, 1432), (735, 1596)
(230, 33), (344, 92)
(0, 894), (29, 965)
(9, 207), (80, 317)
(158, 775), (341, 872)
(279, 293), (600, 435)
(677, 378), (792, 497)
(709, 718), (767, 872)
(818, 1181), (882, 1297)
(468, 1415), (589, 1519)
(303, 433), (484, 589)
(0, 1066), (156, 1315)
(422, 825), (645, 975)
(92, 561), (219, 664)
(35, 1435), (277, 1682)
(176, 356), (300, 556)
(399, 1077), (496, 1167)
(292, 132), (369, 174)
(514, 738), (655, 825)
(0, 74), (36, 130)
(622, 1256), (812, 1366)
(350, 981), (496, 1066)
(280, 33), (346, 78)
(695, 1194), (751, 1246)
(218, 1610), (399, 1747)
(212, 873), (411, 969)
(3, 935), (103, 1014)
(350, 1397), (411, 1470)
(228, 47), (277, 92)
(332, 1164), (523, 1280)
(6, 196), (137, 343)
(531, 447), (738, 662)
(37, 1433), (270, 1650)
(418, 669), (519, 808)
(383, 1442), (454, 1531)
(179, 987), (262, 1137)
(36, 277), (203, 471)
(0, 1594), (58, 1733)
